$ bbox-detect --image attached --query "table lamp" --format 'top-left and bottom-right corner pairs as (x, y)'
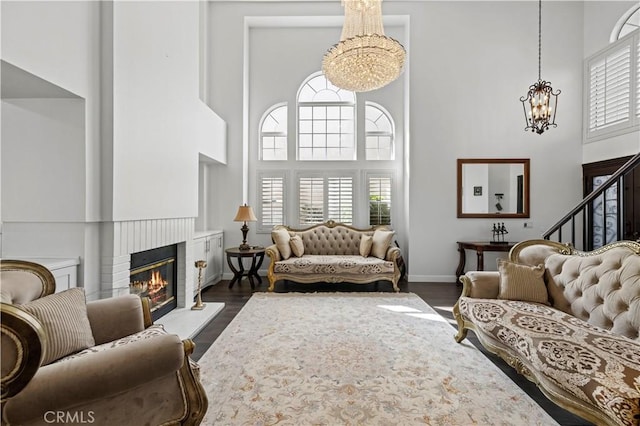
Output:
(233, 204), (257, 250)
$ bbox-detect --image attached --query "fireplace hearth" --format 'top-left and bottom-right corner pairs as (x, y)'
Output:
(130, 245), (178, 321)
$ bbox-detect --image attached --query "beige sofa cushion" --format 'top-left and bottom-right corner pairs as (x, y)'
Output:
(359, 235), (373, 257)
(290, 235), (305, 257)
(19, 288), (95, 365)
(497, 259), (548, 305)
(273, 229), (292, 260)
(371, 230), (394, 259)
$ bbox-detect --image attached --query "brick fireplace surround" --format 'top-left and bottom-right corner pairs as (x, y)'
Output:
(100, 218), (196, 311)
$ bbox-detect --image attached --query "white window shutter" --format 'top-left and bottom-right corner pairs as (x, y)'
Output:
(299, 177), (324, 224)
(636, 36), (640, 117)
(260, 177), (285, 228)
(369, 177), (392, 226)
(588, 43), (631, 131)
(327, 177), (353, 224)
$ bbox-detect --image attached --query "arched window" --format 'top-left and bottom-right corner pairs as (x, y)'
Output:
(259, 103), (287, 161)
(610, 4), (640, 42)
(297, 72), (356, 160)
(365, 102), (395, 160)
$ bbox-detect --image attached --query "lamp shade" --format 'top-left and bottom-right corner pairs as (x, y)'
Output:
(234, 205), (257, 222)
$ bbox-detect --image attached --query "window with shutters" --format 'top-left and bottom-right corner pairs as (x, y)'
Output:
(297, 173), (354, 225)
(254, 71), (401, 232)
(260, 104), (287, 161)
(367, 174), (392, 226)
(365, 102), (395, 160)
(585, 29), (639, 141)
(257, 173), (286, 232)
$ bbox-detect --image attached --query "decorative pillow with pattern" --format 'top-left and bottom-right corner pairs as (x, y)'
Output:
(497, 258), (549, 304)
(290, 235), (305, 257)
(19, 287), (95, 365)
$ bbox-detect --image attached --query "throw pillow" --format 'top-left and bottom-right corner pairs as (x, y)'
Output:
(19, 287), (95, 365)
(290, 235), (305, 257)
(359, 235), (373, 257)
(497, 259), (549, 304)
(371, 229), (395, 259)
(272, 229), (292, 260)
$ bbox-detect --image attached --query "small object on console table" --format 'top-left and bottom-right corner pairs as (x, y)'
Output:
(491, 222), (509, 243)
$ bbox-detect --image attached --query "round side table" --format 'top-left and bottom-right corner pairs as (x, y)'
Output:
(225, 247), (265, 290)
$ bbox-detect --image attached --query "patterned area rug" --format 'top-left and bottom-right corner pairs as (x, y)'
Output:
(198, 292), (557, 425)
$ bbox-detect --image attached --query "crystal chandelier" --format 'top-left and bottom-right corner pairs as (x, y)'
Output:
(520, 0), (560, 134)
(322, 0), (406, 92)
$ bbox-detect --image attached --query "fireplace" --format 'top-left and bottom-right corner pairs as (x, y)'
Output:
(129, 244), (178, 321)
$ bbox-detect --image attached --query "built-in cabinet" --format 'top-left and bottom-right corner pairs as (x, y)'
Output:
(193, 230), (224, 294)
(21, 257), (80, 292)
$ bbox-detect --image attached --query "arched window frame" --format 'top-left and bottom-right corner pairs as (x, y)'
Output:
(259, 103), (288, 161)
(610, 4), (640, 42)
(365, 102), (395, 161)
(296, 72), (356, 161)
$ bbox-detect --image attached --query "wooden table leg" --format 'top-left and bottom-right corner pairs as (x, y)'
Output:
(247, 255), (257, 290)
(227, 255), (242, 288)
(252, 253), (265, 285)
(455, 243), (466, 285)
(476, 249), (485, 271)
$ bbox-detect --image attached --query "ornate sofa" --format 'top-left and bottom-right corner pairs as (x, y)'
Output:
(453, 239), (640, 426)
(1, 260), (208, 426)
(266, 221), (403, 292)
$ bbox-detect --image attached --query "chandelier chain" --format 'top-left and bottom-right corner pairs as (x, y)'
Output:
(538, 0), (542, 81)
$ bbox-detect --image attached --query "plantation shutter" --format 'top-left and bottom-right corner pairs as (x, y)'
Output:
(327, 177), (353, 224)
(259, 176), (284, 229)
(588, 43), (631, 131)
(299, 177), (324, 224)
(369, 176), (392, 225)
(636, 37), (640, 118)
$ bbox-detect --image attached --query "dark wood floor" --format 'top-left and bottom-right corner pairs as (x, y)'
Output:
(193, 278), (590, 426)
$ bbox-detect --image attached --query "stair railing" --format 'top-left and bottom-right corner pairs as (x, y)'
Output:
(543, 152), (640, 249)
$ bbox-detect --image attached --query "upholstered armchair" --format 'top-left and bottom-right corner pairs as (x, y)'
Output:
(0, 260), (207, 426)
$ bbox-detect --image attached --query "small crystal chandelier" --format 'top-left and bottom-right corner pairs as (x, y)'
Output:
(322, 0), (406, 92)
(520, 0), (560, 134)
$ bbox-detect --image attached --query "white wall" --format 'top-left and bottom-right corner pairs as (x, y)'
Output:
(111, 1), (204, 221)
(2, 99), (85, 221)
(1, 0), (227, 293)
(1, 1), (102, 288)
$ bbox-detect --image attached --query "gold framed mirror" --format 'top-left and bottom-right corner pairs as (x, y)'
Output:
(457, 158), (530, 218)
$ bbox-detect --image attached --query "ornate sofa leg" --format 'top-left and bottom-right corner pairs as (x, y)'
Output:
(179, 339), (208, 426)
(452, 301), (468, 343)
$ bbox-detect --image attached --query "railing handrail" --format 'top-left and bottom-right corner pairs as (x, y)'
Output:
(543, 152), (640, 239)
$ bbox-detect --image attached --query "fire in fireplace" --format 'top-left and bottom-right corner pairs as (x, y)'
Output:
(129, 245), (178, 321)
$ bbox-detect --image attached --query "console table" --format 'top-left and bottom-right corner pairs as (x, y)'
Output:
(455, 241), (515, 282)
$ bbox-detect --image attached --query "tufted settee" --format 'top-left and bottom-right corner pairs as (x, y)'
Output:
(453, 239), (640, 426)
(265, 221), (403, 292)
